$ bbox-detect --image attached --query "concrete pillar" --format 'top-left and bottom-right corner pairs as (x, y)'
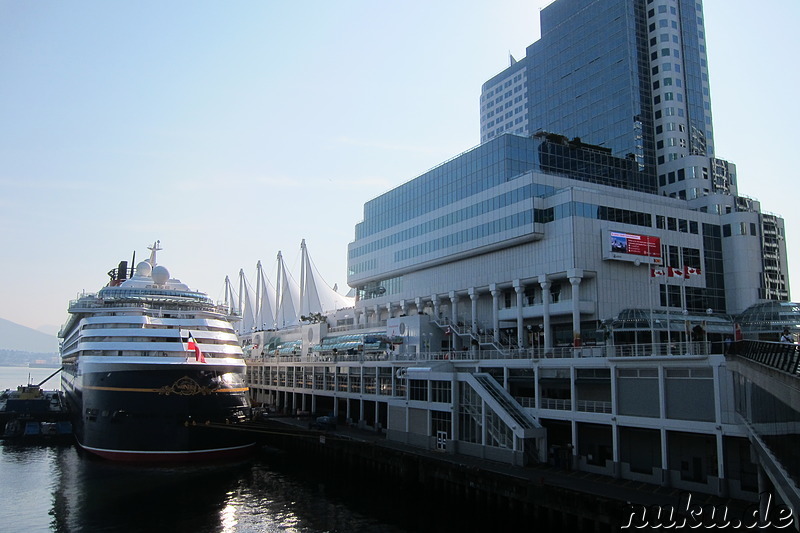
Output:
(432, 295), (440, 321)
(469, 288), (478, 335)
(490, 284), (500, 343)
(450, 291), (460, 350)
(449, 291), (459, 324)
(569, 274), (582, 345)
(659, 364), (669, 486)
(660, 428), (669, 487)
(611, 421), (620, 478)
(539, 276), (551, 351)
(514, 280), (524, 348)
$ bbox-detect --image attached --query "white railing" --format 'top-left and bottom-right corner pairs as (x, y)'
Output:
(515, 396), (536, 409)
(244, 341), (714, 365)
(576, 400), (612, 413)
(540, 398), (571, 410)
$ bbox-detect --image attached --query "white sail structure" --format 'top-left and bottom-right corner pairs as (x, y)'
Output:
(299, 239), (355, 316)
(275, 251), (301, 328)
(255, 260), (277, 331)
(238, 269), (257, 335)
(229, 240), (355, 333)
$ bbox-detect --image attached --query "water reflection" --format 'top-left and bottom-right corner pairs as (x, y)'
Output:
(43, 445), (411, 533)
(2, 440), (536, 533)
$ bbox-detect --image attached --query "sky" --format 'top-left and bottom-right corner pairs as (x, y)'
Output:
(1, 0), (798, 334)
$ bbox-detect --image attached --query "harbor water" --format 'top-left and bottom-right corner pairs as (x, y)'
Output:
(0, 366), (525, 533)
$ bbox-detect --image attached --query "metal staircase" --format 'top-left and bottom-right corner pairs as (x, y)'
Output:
(432, 318), (509, 354)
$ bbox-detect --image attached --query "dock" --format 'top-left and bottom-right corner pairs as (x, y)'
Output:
(199, 414), (760, 531)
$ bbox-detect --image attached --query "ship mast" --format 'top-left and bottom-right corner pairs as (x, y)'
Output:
(147, 240), (162, 266)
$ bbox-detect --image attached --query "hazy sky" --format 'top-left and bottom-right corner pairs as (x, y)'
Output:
(1, 1), (798, 333)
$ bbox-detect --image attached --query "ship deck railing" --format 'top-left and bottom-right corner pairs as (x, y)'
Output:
(246, 341), (715, 364)
(68, 299), (232, 315)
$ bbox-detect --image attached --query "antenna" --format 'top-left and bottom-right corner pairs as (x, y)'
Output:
(147, 240), (162, 266)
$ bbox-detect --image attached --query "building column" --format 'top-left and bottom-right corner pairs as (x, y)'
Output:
(514, 280), (524, 348)
(414, 297), (424, 316)
(569, 272), (582, 345)
(374, 304), (380, 324)
(658, 365), (669, 487)
(432, 295), (440, 321)
(399, 299), (408, 317)
(490, 284), (500, 343)
(539, 276), (551, 351)
(469, 288), (478, 336)
(450, 291), (460, 350)
(449, 291), (459, 324)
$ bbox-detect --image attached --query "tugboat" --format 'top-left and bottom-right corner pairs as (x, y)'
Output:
(0, 369), (72, 439)
(59, 241), (254, 461)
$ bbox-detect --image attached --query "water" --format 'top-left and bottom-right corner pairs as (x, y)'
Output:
(0, 366), (426, 533)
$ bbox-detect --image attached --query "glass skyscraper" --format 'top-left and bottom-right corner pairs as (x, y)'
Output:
(480, 0), (714, 188)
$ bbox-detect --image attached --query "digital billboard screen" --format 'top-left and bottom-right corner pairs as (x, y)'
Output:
(605, 231), (662, 264)
(609, 231), (661, 257)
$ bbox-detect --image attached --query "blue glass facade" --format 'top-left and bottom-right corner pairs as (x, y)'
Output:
(482, 0), (716, 187)
(676, 0), (714, 156)
(351, 134), (656, 271)
(355, 135), (539, 240)
(525, 0), (656, 178)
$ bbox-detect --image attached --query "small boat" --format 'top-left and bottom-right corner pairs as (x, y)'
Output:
(0, 373), (72, 440)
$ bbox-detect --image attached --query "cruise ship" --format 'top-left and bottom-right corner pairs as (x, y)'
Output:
(59, 242), (254, 461)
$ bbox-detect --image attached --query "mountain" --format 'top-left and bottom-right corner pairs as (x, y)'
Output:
(0, 317), (59, 353)
(36, 324), (61, 336)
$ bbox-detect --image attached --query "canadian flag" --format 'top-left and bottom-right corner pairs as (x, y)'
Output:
(650, 267), (667, 277)
(669, 267), (687, 278)
(686, 266), (702, 276)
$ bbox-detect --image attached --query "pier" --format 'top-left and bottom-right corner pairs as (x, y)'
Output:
(201, 415), (760, 531)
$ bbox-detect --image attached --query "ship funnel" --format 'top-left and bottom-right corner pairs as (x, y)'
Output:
(118, 261), (128, 281)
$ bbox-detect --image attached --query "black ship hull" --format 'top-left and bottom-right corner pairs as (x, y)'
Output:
(61, 359), (255, 462)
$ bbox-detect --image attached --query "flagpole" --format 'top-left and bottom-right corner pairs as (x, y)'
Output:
(648, 269), (655, 355)
(666, 272), (671, 353)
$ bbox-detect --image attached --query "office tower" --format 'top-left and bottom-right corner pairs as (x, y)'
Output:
(482, 0), (712, 185)
(478, 0), (788, 303)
